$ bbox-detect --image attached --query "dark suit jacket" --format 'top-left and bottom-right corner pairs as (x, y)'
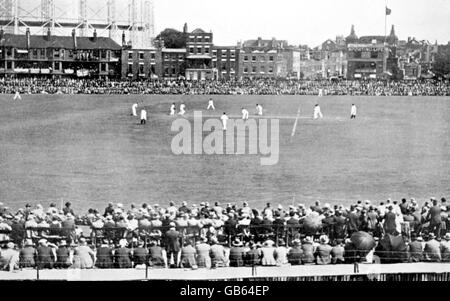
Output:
(164, 229), (181, 252)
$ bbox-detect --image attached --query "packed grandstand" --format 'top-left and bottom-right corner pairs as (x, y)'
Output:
(0, 197), (449, 271)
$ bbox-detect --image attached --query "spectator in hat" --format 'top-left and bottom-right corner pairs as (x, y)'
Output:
(195, 237), (211, 268)
(54, 240), (71, 269)
(333, 210), (347, 239)
(244, 242), (261, 267)
(440, 233), (450, 262)
(229, 239), (245, 267)
(288, 239), (303, 265)
(148, 240), (166, 268)
(427, 198), (443, 239)
(19, 239), (37, 268)
(0, 242), (19, 272)
(274, 239), (289, 266)
(95, 240), (113, 269)
(180, 240), (197, 269)
(384, 205), (397, 235)
(315, 235), (333, 265)
(209, 238), (227, 268)
(164, 222), (181, 268)
(132, 240), (149, 268)
(36, 239), (55, 269)
(423, 233), (441, 262)
(331, 239), (345, 264)
(301, 236), (315, 265)
(63, 202), (75, 217)
(408, 233), (424, 263)
(73, 238), (95, 269)
(114, 239), (132, 269)
(260, 239), (276, 266)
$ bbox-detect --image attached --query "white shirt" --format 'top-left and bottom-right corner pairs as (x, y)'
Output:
(132, 103), (138, 115)
(141, 109), (147, 120)
(242, 109), (249, 116)
(221, 115), (229, 123)
(351, 105), (357, 115)
(314, 106), (321, 114)
(208, 100), (214, 106)
(180, 104), (186, 111)
(257, 105), (263, 115)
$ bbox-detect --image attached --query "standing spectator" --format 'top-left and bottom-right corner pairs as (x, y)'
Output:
(427, 198), (443, 239)
(333, 210), (347, 239)
(164, 223), (181, 268)
(384, 205), (397, 235)
(346, 206), (360, 235)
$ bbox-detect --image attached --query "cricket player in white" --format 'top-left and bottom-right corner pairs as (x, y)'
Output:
(221, 112), (229, 131)
(242, 108), (249, 120)
(318, 89), (323, 97)
(207, 98), (215, 110)
(140, 108), (147, 125)
(13, 91), (22, 101)
(178, 103), (186, 116)
(256, 104), (263, 116)
(314, 104), (323, 119)
(170, 103), (176, 116)
(351, 104), (357, 119)
(132, 103), (138, 116)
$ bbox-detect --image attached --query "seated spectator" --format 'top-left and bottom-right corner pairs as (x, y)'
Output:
(330, 239), (345, 264)
(288, 239), (303, 265)
(423, 233), (441, 262)
(36, 239), (55, 269)
(0, 242), (20, 272)
(180, 240), (197, 269)
(195, 238), (211, 269)
(148, 240), (166, 268)
(301, 236), (315, 264)
(54, 240), (71, 269)
(19, 239), (37, 268)
(440, 233), (450, 262)
(260, 239), (276, 266)
(408, 234), (424, 263)
(73, 238), (95, 269)
(95, 240), (114, 269)
(229, 239), (245, 267)
(244, 242), (261, 267)
(132, 240), (149, 268)
(274, 239), (289, 266)
(315, 235), (332, 265)
(114, 239), (132, 269)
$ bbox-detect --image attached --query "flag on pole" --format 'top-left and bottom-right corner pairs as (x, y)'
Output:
(386, 7), (392, 15)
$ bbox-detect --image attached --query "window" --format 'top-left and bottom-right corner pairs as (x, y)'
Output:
(197, 47), (202, 54)
(244, 56), (249, 61)
(101, 63), (107, 72)
(269, 66), (274, 73)
(252, 56), (256, 62)
(128, 52), (133, 59)
(189, 48), (194, 54)
(54, 49), (60, 59)
(252, 66), (257, 73)
(371, 51), (379, 59)
(362, 51), (371, 59)
(7, 61), (12, 69)
(172, 68), (176, 74)
(205, 47), (210, 54)
(32, 49), (38, 58)
(101, 50), (107, 59)
(244, 67), (248, 73)
(139, 65), (145, 74)
(151, 53), (156, 59)
(269, 56), (274, 61)
(164, 67), (169, 75)
(260, 56), (265, 62)
(164, 54), (169, 60)
(354, 51), (362, 58)
(260, 66), (265, 73)
(179, 54), (184, 60)
(222, 52), (227, 58)
(139, 52), (144, 60)
(127, 64), (133, 74)
(54, 63), (60, 70)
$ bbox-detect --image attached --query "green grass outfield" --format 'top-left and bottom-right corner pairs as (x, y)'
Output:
(0, 94), (449, 211)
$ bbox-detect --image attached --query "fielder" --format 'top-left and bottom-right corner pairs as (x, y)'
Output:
(256, 104), (263, 116)
(178, 103), (186, 116)
(207, 98), (215, 110)
(318, 89), (324, 97)
(242, 108), (249, 120)
(221, 112), (229, 131)
(140, 108), (147, 125)
(13, 91), (22, 101)
(170, 103), (176, 116)
(351, 104), (357, 119)
(131, 102), (138, 117)
(314, 104), (323, 119)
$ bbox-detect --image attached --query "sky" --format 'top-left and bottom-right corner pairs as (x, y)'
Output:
(153, 0), (450, 47)
(9, 0), (450, 47)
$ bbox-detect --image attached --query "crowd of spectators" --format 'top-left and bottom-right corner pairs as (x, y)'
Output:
(1, 77), (450, 96)
(1, 196), (450, 272)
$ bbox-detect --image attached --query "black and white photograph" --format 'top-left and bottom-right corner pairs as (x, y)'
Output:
(1, 0), (450, 290)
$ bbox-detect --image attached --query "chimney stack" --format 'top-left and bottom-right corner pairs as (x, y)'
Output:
(26, 28), (31, 49)
(122, 31), (126, 46)
(72, 29), (77, 50)
(46, 27), (51, 40)
(93, 29), (97, 41)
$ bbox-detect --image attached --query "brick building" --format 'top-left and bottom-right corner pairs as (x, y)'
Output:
(185, 28), (214, 80)
(122, 47), (158, 80)
(0, 28), (122, 79)
(346, 25), (400, 79)
(212, 46), (240, 80)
